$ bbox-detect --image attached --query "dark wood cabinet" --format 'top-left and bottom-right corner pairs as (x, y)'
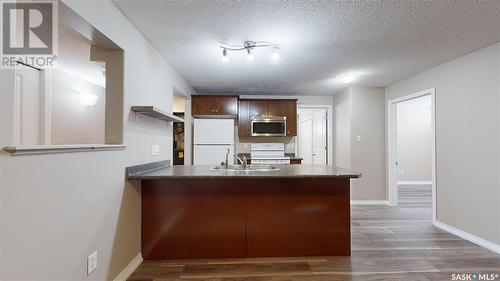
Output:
(249, 100), (268, 117)
(141, 177), (351, 259)
(238, 100), (251, 137)
(192, 95), (238, 117)
(284, 100), (297, 136)
(267, 100), (288, 116)
(238, 99), (297, 137)
(191, 95), (216, 115)
(216, 96), (238, 115)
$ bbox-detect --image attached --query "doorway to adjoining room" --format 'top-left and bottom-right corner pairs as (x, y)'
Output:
(297, 107), (329, 164)
(387, 89), (436, 221)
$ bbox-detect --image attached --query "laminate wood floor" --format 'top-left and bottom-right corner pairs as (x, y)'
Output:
(398, 184), (432, 208)
(129, 197), (500, 281)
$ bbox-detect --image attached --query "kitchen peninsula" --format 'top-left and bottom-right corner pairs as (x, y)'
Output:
(128, 162), (361, 260)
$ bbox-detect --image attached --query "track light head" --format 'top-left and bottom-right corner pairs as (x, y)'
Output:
(246, 48), (254, 61)
(221, 48), (229, 62)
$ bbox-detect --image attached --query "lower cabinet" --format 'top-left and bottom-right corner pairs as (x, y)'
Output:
(141, 177), (351, 259)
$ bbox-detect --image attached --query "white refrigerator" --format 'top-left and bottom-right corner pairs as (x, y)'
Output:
(193, 119), (234, 165)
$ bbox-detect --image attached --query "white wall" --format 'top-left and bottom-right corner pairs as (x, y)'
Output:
(50, 69), (106, 144)
(0, 1), (195, 280)
(396, 95), (432, 181)
(386, 42), (500, 245)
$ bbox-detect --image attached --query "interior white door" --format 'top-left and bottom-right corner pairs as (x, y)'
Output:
(13, 65), (41, 145)
(299, 118), (313, 164)
(312, 109), (327, 164)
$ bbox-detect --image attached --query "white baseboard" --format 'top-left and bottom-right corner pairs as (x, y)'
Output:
(351, 200), (389, 206)
(113, 252), (143, 281)
(398, 181), (432, 185)
(433, 220), (500, 254)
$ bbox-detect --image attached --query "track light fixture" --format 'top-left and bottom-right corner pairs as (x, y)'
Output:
(221, 48), (229, 62)
(246, 48), (254, 61)
(220, 40), (280, 63)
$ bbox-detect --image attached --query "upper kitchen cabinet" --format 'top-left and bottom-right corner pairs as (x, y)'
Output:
(283, 100), (297, 136)
(238, 100), (251, 137)
(238, 99), (297, 137)
(191, 95), (238, 118)
(249, 100), (268, 117)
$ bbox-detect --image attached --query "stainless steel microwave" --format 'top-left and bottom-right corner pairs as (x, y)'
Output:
(251, 116), (287, 137)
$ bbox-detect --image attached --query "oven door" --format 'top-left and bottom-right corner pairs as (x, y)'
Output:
(251, 117), (286, 137)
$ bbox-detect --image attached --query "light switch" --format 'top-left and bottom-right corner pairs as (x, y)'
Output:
(151, 144), (160, 156)
(356, 136), (361, 143)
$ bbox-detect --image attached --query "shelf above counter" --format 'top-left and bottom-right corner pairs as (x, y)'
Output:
(131, 106), (184, 122)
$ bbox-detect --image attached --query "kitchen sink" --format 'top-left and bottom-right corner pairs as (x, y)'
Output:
(212, 164), (280, 172)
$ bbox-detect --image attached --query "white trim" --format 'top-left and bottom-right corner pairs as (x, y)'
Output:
(351, 200), (389, 205)
(398, 181), (433, 185)
(40, 69), (52, 144)
(387, 88), (436, 222)
(2, 144), (126, 155)
(113, 252), (143, 281)
(433, 221), (500, 254)
(296, 104), (333, 165)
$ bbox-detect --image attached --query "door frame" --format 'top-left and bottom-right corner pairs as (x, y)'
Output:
(12, 65), (51, 145)
(296, 105), (333, 165)
(387, 88), (436, 222)
(298, 116), (313, 164)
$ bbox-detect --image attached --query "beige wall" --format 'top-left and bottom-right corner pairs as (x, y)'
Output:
(333, 89), (351, 169)
(349, 87), (386, 200)
(396, 95), (432, 181)
(0, 1), (195, 280)
(332, 87), (386, 200)
(386, 42), (500, 245)
(50, 69), (106, 144)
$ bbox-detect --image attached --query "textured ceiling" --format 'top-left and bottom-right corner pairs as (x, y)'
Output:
(113, 0), (500, 95)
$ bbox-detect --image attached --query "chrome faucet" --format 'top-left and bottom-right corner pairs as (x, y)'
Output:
(225, 149), (230, 168)
(235, 154), (248, 169)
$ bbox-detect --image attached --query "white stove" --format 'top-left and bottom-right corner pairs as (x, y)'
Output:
(250, 143), (290, 165)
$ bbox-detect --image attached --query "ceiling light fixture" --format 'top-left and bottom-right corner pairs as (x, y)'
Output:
(221, 48), (229, 62)
(335, 72), (360, 84)
(220, 40), (280, 63)
(246, 48), (254, 61)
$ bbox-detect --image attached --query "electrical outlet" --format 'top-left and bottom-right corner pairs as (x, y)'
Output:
(243, 143), (249, 149)
(151, 144), (160, 156)
(87, 251), (97, 275)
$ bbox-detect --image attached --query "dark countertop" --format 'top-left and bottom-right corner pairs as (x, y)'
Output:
(128, 164), (361, 180)
(238, 153), (303, 160)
